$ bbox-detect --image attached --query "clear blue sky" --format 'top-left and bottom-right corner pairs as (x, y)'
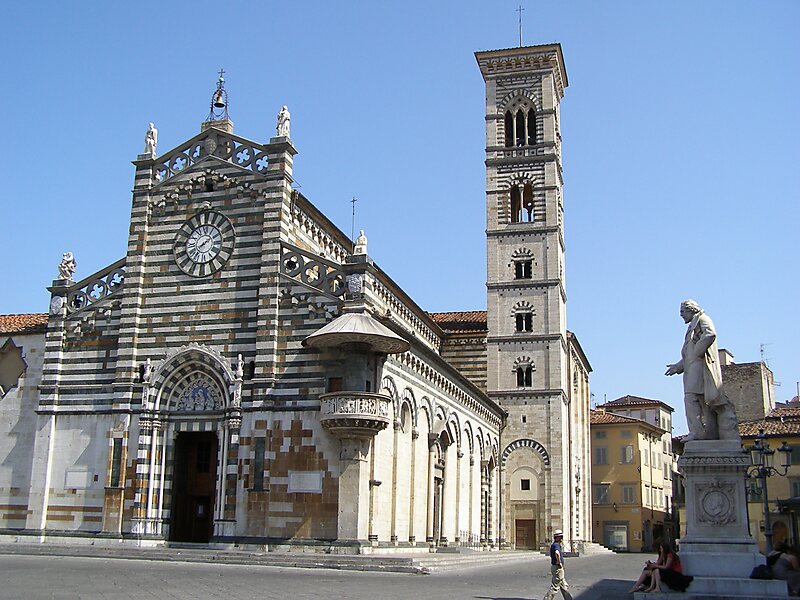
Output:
(3, 1), (798, 434)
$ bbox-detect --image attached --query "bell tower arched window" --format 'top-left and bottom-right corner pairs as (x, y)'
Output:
(503, 104), (538, 148)
(514, 260), (532, 279)
(512, 301), (535, 333)
(510, 183), (536, 223)
(515, 312), (533, 332)
(513, 357), (534, 388)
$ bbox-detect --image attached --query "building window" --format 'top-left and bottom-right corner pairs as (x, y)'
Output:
(252, 437), (266, 491)
(515, 110), (525, 146)
(621, 445), (634, 464)
(622, 485), (636, 504)
(595, 431), (607, 439)
(527, 108), (536, 145)
(521, 479), (531, 491)
(328, 377), (343, 392)
(621, 430), (631, 438)
(515, 312), (533, 332)
(521, 415), (527, 423)
(504, 111), (514, 147)
(514, 259), (532, 279)
(504, 107), (537, 148)
(516, 365), (533, 387)
(791, 478), (800, 498)
(510, 183), (536, 223)
(643, 450), (648, 466)
(109, 438), (123, 487)
(644, 485), (651, 507)
(594, 446), (608, 465)
(593, 483), (610, 504)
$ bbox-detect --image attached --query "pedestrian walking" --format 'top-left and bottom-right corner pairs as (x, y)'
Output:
(543, 529), (573, 600)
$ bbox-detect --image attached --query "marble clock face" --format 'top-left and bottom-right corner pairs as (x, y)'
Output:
(173, 211), (235, 277)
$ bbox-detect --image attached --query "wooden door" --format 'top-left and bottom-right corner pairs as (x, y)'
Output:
(170, 432), (218, 542)
(515, 519), (536, 549)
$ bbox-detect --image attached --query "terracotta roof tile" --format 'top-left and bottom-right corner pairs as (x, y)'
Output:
(590, 410), (646, 425)
(0, 314), (48, 334)
(739, 407), (800, 437)
(427, 311), (488, 333)
(598, 395), (674, 413)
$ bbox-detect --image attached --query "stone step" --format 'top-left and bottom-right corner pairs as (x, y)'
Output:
(577, 541), (615, 555)
(0, 542), (539, 574)
(633, 575), (789, 599)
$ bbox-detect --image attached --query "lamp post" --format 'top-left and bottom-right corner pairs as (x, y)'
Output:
(746, 429), (792, 554)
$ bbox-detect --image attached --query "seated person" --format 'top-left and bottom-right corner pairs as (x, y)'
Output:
(646, 542), (693, 593)
(771, 543), (800, 596)
(628, 540), (666, 593)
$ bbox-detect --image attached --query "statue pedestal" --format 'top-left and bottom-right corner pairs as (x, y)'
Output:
(673, 440), (787, 597)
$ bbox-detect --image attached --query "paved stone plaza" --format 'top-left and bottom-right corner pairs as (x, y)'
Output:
(0, 551), (645, 599)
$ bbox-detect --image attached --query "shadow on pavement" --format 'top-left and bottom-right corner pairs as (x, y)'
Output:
(474, 578), (633, 600)
(573, 578), (633, 599)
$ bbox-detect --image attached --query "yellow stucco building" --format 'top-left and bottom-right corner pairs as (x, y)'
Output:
(590, 396), (675, 552)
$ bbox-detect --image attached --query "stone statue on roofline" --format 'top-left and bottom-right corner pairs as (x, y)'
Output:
(144, 122), (158, 156)
(58, 252), (77, 281)
(353, 230), (368, 255)
(276, 106), (290, 138)
(665, 299), (739, 441)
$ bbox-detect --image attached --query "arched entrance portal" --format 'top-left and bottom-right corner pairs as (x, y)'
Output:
(501, 439), (549, 550)
(134, 344), (242, 541)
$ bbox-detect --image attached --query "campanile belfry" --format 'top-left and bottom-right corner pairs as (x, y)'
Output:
(477, 44), (591, 550)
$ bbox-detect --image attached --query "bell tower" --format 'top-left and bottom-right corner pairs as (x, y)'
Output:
(476, 44), (576, 549)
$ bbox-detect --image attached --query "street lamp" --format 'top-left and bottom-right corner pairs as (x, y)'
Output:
(746, 429), (792, 554)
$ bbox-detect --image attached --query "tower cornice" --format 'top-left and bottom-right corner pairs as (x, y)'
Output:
(475, 43), (568, 99)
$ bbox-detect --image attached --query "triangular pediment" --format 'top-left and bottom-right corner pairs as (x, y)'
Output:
(149, 126), (270, 190)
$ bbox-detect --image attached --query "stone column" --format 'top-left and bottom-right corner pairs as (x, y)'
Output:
(337, 438), (371, 541)
(408, 429), (418, 544)
(469, 455), (475, 544)
(426, 441), (436, 544)
(480, 460), (488, 544)
(498, 463), (507, 548)
(144, 418), (164, 536)
(487, 462), (495, 546)
(454, 448), (462, 544)
(390, 419), (400, 543)
(213, 413), (240, 538)
(131, 413), (153, 536)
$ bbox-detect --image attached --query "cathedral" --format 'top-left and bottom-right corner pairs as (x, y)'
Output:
(0, 44), (591, 552)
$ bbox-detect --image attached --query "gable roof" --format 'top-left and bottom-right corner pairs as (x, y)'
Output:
(598, 395), (674, 413)
(0, 314), (48, 334)
(590, 409), (667, 434)
(590, 410), (643, 425)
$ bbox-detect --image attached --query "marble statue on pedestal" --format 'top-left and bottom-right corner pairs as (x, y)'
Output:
(58, 252), (76, 281)
(354, 230), (368, 255)
(144, 123), (158, 156)
(276, 106), (290, 138)
(658, 302), (789, 599)
(665, 299), (739, 441)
